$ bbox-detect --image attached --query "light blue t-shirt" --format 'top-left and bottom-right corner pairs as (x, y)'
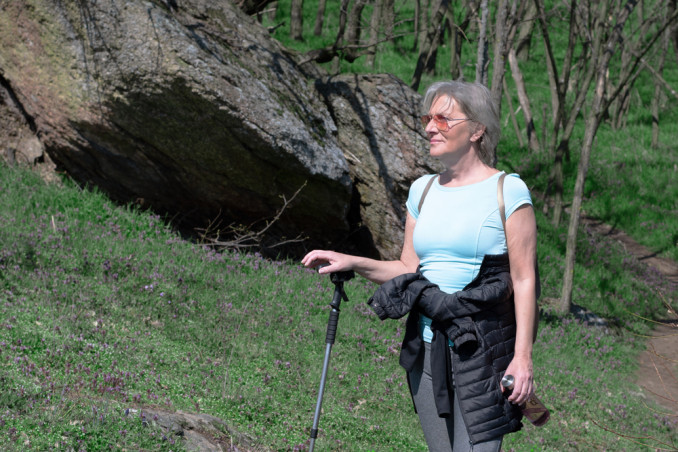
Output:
(405, 172), (533, 342)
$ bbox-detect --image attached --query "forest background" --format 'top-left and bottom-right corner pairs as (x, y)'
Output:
(1, 0), (677, 450)
(261, 0), (678, 313)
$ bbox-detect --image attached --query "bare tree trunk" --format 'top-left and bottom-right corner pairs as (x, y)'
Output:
(412, 0), (450, 90)
(533, 0), (581, 226)
(290, 0), (304, 41)
(267, 1), (278, 21)
(561, 91), (604, 314)
(540, 103), (547, 151)
(508, 47), (539, 151)
(551, 59), (596, 226)
(614, 90), (632, 130)
(670, 0), (678, 64)
(503, 77), (525, 147)
(365, 0), (383, 68)
(561, 0), (613, 314)
(382, 0), (395, 43)
(476, 0), (489, 85)
(612, 4), (651, 129)
(413, 0), (421, 51)
(314, 0), (327, 36)
(490, 0), (510, 111)
(425, 48), (439, 76)
(346, 0), (368, 46)
(515, 0), (537, 61)
(448, 4), (473, 80)
(418, 0), (431, 51)
(448, 9), (461, 78)
(534, 0), (560, 125)
(652, 10), (670, 148)
(301, 0), (388, 66)
(424, 0), (440, 76)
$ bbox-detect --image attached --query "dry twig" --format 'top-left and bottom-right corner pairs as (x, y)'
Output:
(196, 182), (308, 251)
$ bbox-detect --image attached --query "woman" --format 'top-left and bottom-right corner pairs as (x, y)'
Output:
(302, 80), (537, 451)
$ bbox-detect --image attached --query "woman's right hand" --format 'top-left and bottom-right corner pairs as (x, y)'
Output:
(301, 250), (355, 275)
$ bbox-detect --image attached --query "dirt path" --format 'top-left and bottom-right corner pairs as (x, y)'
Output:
(581, 217), (678, 417)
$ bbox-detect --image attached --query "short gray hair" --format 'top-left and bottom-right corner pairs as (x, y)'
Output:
(422, 81), (500, 167)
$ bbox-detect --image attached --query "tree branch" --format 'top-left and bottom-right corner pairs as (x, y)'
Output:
(197, 183), (308, 251)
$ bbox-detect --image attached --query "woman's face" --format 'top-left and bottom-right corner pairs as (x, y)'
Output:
(424, 96), (482, 162)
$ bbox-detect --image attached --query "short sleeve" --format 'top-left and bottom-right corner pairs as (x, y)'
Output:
(503, 173), (533, 219)
(406, 174), (437, 219)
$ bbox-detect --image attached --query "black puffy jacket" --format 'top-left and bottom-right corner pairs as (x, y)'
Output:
(367, 253), (523, 445)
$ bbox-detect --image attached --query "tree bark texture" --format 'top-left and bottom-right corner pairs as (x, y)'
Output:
(490, 0), (510, 112)
(533, 0), (580, 226)
(382, 0), (395, 43)
(290, 0), (304, 40)
(346, 0), (368, 46)
(475, 0), (489, 85)
(503, 76), (524, 148)
(651, 24), (669, 148)
(652, 4), (672, 148)
(413, 0), (421, 51)
(417, 0), (431, 51)
(448, 4), (473, 80)
(411, 0), (450, 91)
(365, 0), (383, 68)
(508, 48), (539, 152)
(533, 0), (561, 127)
(515, 0), (537, 61)
(313, 0), (327, 36)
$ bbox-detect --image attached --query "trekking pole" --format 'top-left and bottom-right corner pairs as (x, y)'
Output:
(309, 270), (354, 452)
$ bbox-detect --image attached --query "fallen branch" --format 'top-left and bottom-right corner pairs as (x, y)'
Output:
(196, 182), (308, 251)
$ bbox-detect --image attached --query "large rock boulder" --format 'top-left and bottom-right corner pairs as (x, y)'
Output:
(317, 74), (440, 259)
(0, 0), (439, 259)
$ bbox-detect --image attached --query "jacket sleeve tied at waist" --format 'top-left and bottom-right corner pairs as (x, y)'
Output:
(366, 255), (514, 418)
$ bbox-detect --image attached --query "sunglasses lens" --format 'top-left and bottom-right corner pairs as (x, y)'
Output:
(421, 115), (453, 131)
(433, 115), (448, 131)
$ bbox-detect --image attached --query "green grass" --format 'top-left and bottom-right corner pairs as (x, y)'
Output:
(1, 161), (676, 450)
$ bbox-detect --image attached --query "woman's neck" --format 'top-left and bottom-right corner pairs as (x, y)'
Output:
(438, 157), (498, 188)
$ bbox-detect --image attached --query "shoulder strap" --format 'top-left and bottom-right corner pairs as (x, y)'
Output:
(418, 175), (437, 213)
(497, 172), (507, 238)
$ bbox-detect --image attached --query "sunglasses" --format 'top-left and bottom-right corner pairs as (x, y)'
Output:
(421, 114), (470, 131)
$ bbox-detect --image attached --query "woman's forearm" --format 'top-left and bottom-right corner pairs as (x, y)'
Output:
(512, 277), (536, 359)
(350, 256), (416, 285)
(302, 213), (420, 284)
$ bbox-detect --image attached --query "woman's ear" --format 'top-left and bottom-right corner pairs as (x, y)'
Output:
(470, 124), (486, 143)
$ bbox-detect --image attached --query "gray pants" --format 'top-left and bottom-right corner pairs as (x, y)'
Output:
(408, 341), (503, 452)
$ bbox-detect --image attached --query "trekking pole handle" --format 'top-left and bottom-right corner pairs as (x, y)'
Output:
(330, 270), (354, 284)
(325, 271), (353, 344)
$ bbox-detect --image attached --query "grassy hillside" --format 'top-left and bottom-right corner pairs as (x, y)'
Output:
(1, 162), (676, 450)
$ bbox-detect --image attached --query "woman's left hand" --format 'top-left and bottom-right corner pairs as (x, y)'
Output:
(502, 355), (534, 405)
